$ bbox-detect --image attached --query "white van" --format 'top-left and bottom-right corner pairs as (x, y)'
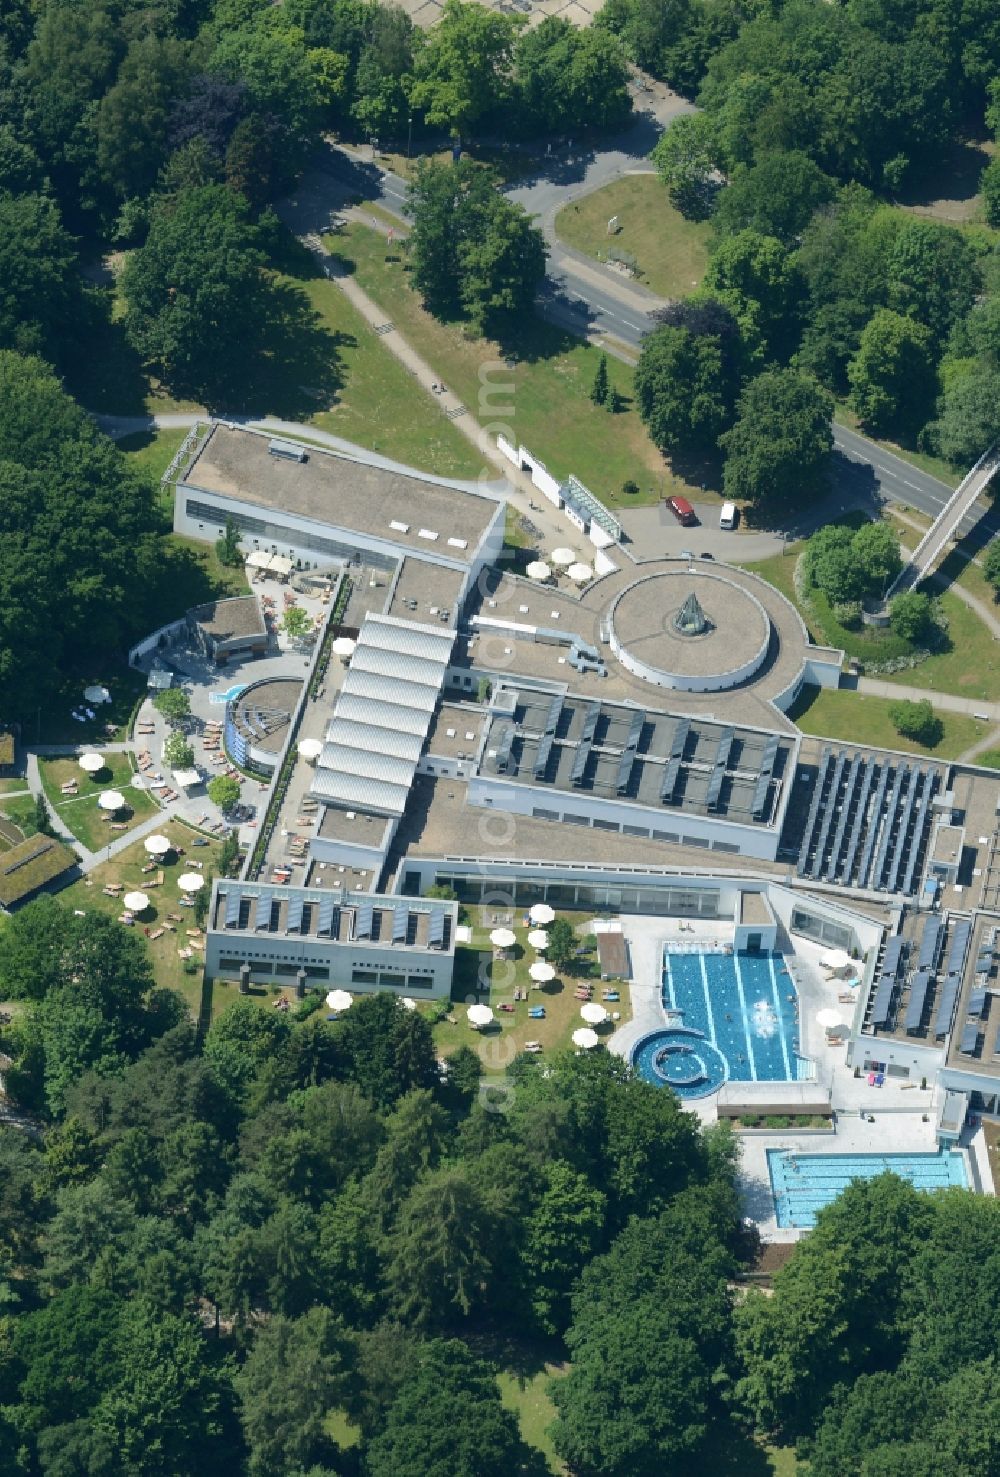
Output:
(719, 502), (737, 530)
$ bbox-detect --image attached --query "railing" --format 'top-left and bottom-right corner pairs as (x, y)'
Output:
(887, 443), (999, 598)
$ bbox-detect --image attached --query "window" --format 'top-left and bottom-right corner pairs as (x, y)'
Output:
(532, 807), (559, 821)
(563, 812), (590, 826)
(623, 824), (649, 838)
(380, 973), (405, 989)
(407, 975), (434, 989)
(352, 969), (378, 984)
(593, 818), (620, 832)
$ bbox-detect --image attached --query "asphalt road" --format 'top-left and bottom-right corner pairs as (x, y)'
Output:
(312, 139), (976, 526)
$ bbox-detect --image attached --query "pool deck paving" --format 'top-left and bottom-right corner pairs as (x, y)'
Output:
(608, 918), (995, 1239)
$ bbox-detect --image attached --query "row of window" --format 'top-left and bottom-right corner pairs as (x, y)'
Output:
(429, 873), (725, 917)
(529, 807), (740, 853)
(790, 908), (855, 952)
(351, 970), (435, 989)
(184, 497), (397, 570)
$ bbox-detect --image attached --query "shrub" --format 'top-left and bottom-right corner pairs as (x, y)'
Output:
(889, 590), (934, 643)
(888, 698), (942, 746)
(832, 600), (862, 628)
(622, 479), (640, 496)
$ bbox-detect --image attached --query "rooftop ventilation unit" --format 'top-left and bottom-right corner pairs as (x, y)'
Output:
(268, 438), (307, 462)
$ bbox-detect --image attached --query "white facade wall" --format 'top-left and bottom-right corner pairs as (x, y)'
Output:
(174, 483), (504, 609)
(204, 933), (453, 996)
(466, 774), (781, 860)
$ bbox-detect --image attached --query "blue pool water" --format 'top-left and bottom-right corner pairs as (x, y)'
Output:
(769, 1148), (968, 1228)
(210, 683), (246, 705)
(632, 949), (802, 1099)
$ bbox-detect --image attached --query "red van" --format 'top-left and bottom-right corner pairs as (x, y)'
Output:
(666, 495), (697, 526)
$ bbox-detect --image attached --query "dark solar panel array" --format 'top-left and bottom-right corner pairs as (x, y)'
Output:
(825, 753), (861, 881)
(571, 731), (594, 786)
(316, 895), (337, 936)
(904, 969), (931, 1032)
(813, 750), (847, 878)
(706, 761), (726, 812)
(494, 724), (515, 775)
(354, 901), (374, 938)
(224, 890), (241, 927)
(871, 936), (905, 1028)
(968, 987), (987, 1018)
(840, 759), (873, 883)
(428, 907), (445, 946)
(392, 907), (408, 943)
(946, 919), (972, 976)
(533, 732), (554, 781)
(751, 771), (772, 820)
(660, 754), (682, 803)
(795, 744), (938, 896)
(918, 914), (943, 972)
(543, 695), (562, 736)
(579, 703), (600, 746)
(857, 762), (891, 889)
(615, 749), (635, 794)
(960, 1022), (980, 1055)
(933, 920), (971, 1038)
(670, 719), (690, 760)
(625, 709), (645, 752)
(715, 727), (735, 771)
(796, 747), (832, 876)
(285, 894), (303, 933)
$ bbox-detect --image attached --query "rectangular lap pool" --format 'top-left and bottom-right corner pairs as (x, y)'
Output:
(665, 949), (801, 1081)
(769, 1148), (968, 1228)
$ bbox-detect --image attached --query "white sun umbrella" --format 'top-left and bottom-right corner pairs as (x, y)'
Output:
(567, 561), (593, 583)
(580, 1001), (609, 1025)
(529, 903), (555, 925)
(332, 636), (357, 658)
(527, 928), (549, 949)
(98, 789), (125, 811)
(144, 833), (171, 856)
(572, 1027), (600, 1050)
(123, 891), (149, 913)
(84, 684), (110, 704)
(489, 927), (517, 949)
(177, 872), (206, 893)
(817, 1008), (843, 1029)
(529, 960), (556, 983)
(526, 560), (551, 581)
(550, 547), (575, 567)
(326, 988), (354, 1012)
(401, 997), (417, 1011)
(79, 751), (104, 774)
(468, 1003), (494, 1028)
(298, 738), (323, 763)
(820, 948), (853, 971)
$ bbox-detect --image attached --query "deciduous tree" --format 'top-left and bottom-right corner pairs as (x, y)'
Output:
(720, 369), (833, 509)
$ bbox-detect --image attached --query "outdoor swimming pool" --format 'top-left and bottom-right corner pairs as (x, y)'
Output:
(210, 684), (246, 705)
(631, 948), (802, 1098)
(769, 1148), (968, 1228)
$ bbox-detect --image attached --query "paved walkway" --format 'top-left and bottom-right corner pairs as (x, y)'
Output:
(853, 676), (1000, 721)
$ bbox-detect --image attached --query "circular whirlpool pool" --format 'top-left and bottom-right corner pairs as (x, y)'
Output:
(631, 1029), (728, 1098)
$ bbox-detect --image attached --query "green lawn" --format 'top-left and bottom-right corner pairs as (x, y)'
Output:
(972, 749), (1000, 770)
(878, 589), (1000, 702)
(38, 754), (159, 852)
(118, 426), (191, 485)
(61, 816), (226, 1023)
(322, 224), (681, 507)
(497, 1366), (566, 1473)
(746, 523), (1000, 702)
(292, 264), (483, 478)
(787, 686), (987, 758)
(432, 908), (629, 1074)
(0, 794), (40, 838)
(555, 174), (711, 299)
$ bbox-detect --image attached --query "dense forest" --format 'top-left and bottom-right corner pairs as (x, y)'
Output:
(1, 897), (999, 1475)
(628, 0), (1000, 492)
